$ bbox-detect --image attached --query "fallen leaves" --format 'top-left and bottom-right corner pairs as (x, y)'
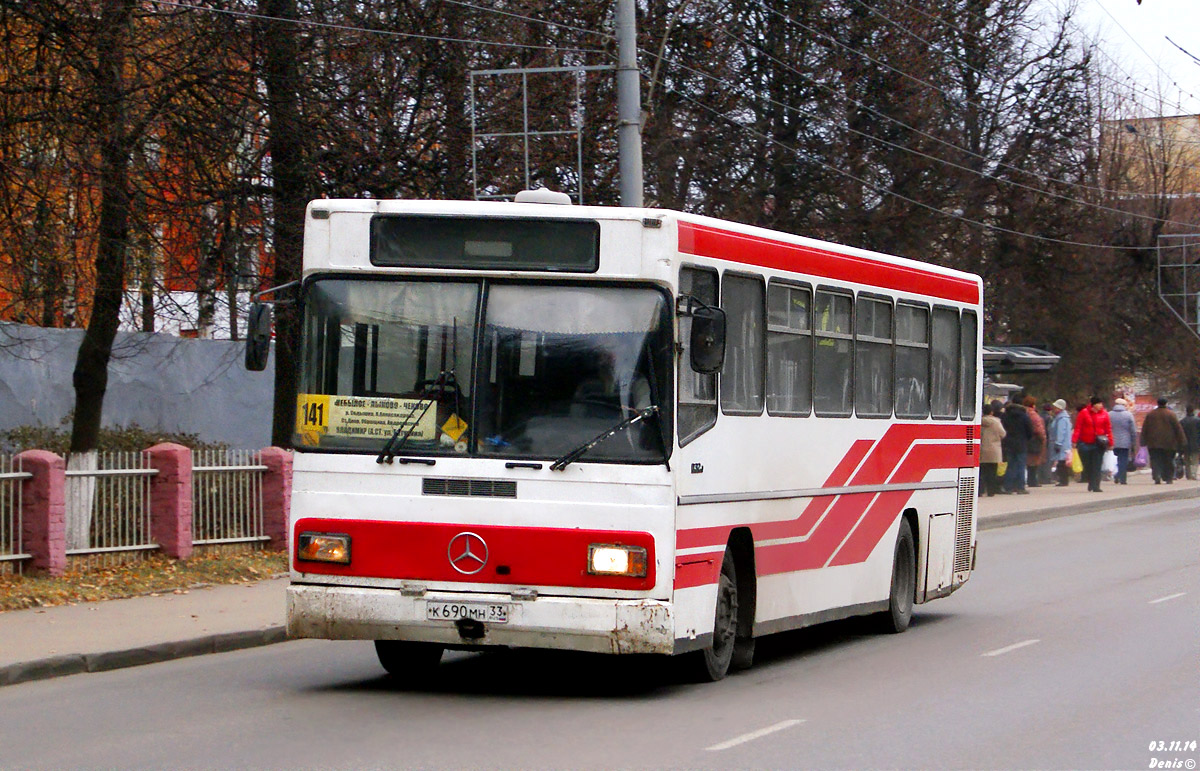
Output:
(0, 550), (288, 612)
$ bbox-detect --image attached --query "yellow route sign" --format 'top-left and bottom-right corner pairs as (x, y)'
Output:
(296, 394), (436, 446)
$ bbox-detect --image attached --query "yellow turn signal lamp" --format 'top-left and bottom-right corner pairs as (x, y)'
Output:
(587, 544), (648, 578)
(297, 532), (351, 565)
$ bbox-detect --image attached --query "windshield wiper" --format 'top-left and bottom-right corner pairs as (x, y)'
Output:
(376, 372), (454, 465)
(550, 406), (660, 472)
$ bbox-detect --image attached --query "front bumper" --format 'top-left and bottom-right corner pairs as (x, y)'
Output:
(287, 583), (675, 655)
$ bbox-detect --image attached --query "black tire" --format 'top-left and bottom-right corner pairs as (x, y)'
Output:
(876, 517), (916, 634)
(730, 635), (755, 672)
(374, 640), (444, 682)
(691, 550), (738, 681)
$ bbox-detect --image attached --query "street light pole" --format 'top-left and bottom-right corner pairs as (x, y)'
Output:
(616, 0), (643, 207)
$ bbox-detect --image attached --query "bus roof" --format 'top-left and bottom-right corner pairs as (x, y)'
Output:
(308, 198), (983, 305)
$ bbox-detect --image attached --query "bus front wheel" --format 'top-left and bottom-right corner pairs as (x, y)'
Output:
(876, 517), (916, 634)
(374, 640), (444, 682)
(691, 549), (739, 681)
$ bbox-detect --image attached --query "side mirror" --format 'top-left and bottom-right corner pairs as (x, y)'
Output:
(689, 305), (726, 374)
(244, 302), (272, 371)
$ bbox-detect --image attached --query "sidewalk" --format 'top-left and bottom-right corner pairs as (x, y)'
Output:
(0, 578), (287, 686)
(977, 467), (1200, 529)
(2, 470), (1197, 688)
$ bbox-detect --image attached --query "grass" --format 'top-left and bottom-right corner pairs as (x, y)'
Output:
(0, 549), (288, 612)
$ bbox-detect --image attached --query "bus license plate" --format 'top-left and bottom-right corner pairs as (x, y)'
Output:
(426, 601), (509, 624)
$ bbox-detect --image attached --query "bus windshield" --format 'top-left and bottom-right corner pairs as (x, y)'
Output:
(295, 278), (673, 465)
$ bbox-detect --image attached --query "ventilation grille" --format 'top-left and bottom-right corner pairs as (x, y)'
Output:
(422, 477), (517, 498)
(965, 425), (975, 456)
(954, 476), (975, 574)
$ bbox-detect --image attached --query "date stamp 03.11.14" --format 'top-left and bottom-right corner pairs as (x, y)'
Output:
(1148, 740), (1197, 769)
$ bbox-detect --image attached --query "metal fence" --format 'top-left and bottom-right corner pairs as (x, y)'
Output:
(0, 455), (30, 575)
(65, 451), (158, 569)
(2, 449), (270, 573)
(192, 449), (268, 548)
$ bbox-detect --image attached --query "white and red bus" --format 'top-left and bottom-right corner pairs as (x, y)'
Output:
(251, 190), (981, 681)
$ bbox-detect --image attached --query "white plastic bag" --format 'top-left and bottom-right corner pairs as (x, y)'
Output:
(1102, 450), (1117, 475)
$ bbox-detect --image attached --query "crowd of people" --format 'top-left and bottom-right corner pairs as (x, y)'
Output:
(978, 394), (1200, 496)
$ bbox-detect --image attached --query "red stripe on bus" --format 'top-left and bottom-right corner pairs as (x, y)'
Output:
(828, 443), (970, 566)
(754, 491), (877, 574)
(676, 426), (967, 552)
(293, 519), (655, 591)
(676, 424), (975, 581)
(678, 221), (980, 304)
(748, 437), (872, 542)
(674, 552), (725, 589)
(674, 438), (872, 551)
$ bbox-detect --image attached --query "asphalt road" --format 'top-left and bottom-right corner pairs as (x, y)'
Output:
(2, 499), (1196, 770)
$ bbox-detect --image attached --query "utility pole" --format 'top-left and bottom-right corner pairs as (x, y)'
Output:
(616, 0), (644, 207)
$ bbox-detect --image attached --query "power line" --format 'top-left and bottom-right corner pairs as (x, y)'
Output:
(1166, 36), (1200, 66)
(145, 0), (1197, 240)
(1089, 0), (1200, 110)
(651, 69), (1181, 252)
(855, 0), (1195, 122)
(438, 0), (613, 41)
(744, 1), (1200, 171)
(149, 0), (607, 54)
(647, 31), (1198, 230)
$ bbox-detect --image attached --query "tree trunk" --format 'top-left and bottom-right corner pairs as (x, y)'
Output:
(259, 0), (307, 448)
(68, 0), (134, 455)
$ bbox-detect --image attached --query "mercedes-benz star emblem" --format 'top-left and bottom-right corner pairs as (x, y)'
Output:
(447, 532), (489, 575)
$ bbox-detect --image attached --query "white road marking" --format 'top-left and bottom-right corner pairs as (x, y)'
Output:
(1149, 592), (1187, 605)
(705, 719), (805, 751)
(982, 639), (1041, 657)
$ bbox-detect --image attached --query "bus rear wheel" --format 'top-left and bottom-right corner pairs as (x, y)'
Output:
(875, 517), (916, 634)
(691, 550), (739, 681)
(374, 640), (444, 682)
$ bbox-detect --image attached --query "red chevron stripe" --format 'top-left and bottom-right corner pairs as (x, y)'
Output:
(674, 438), (872, 552)
(828, 443), (969, 566)
(673, 425), (974, 586)
(754, 489), (881, 574)
(758, 442), (970, 575)
(849, 423), (967, 485)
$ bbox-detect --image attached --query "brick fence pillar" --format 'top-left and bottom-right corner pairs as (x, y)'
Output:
(16, 450), (66, 576)
(260, 447), (293, 552)
(146, 443), (193, 560)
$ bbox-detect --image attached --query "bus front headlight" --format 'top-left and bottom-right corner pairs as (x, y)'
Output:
(587, 544), (647, 577)
(297, 532), (351, 564)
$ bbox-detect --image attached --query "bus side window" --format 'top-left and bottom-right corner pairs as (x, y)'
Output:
(855, 296), (893, 418)
(895, 303), (930, 419)
(930, 307), (959, 419)
(959, 311), (978, 420)
(679, 266), (719, 444)
(720, 272), (765, 415)
(813, 289), (853, 417)
(767, 281), (812, 416)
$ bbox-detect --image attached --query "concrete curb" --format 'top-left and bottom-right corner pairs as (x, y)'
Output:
(0, 626), (287, 688)
(979, 486), (1200, 531)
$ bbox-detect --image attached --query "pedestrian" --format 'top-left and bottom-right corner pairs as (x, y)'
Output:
(1023, 396), (1046, 488)
(1108, 397), (1137, 485)
(1072, 397), (1114, 492)
(1047, 399), (1073, 486)
(1000, 398), (1033, 494)
(1180, 406), (1200, 481)
(979, 402), (1006, 496)
(1140, 398), (1186, 484)
(1039, 402), (1055, 483)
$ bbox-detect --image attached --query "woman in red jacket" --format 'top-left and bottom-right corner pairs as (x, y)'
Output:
(1073, 397), (1115, 492)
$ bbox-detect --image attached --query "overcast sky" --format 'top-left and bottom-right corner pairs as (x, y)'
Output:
(1060, 0), (1200, 116)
